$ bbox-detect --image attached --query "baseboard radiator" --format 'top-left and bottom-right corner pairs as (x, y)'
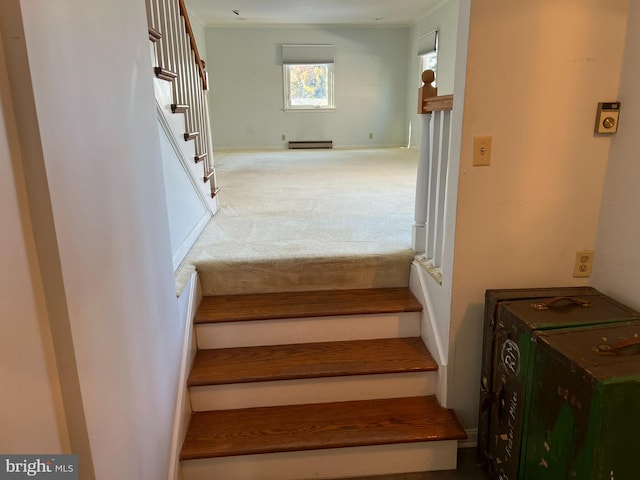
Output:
(288, 140), (333, 150)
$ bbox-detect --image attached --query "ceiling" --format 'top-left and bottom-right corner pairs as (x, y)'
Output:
(185, 0), (444, 27)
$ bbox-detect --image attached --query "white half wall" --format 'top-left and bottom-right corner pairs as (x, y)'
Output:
(450, 0), (627, 428)
(592, 2), (640, 312)
(406, 1), (471, 411)
(205, 26), (410, 149)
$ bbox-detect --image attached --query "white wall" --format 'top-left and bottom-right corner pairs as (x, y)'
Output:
(205, 26), (409, 149)
(2, 0), (185, 477)
(187, 6), (208, 63)
(449, 0), (627, 428)
(0, 31), (67, 455)
(592, 2), (640, 312)
(407, 0), (460, 148)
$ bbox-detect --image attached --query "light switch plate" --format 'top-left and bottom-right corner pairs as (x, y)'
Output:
(473, 136), (492, 166)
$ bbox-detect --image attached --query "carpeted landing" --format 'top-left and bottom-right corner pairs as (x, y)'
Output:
(175, 148), (419, 296)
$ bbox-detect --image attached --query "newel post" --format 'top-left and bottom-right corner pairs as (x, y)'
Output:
(412, 70), (437, 254)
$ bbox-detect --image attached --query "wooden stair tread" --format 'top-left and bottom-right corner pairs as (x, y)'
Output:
(180, 396), (466, 460)
(195, 287), (422, 324)
(188, 337), (437, 386)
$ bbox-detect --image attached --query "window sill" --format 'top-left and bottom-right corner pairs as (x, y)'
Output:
(283, 107), (336, 113)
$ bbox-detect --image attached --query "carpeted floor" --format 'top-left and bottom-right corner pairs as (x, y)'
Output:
(176, 148), (419, 296)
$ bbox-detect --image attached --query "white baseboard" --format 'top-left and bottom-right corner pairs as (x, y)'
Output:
(213, 144), (407, 152)
(172, 213), (210, 272)
(168, 271), (200, 480)
(336, 143), (406, 149)
(459, 428), (478, 448)
(409, 262), (449, 407)
(436, 364), (448, 408)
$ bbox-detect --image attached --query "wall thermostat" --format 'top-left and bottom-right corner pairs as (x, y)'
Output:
(594, 102), (620, 134)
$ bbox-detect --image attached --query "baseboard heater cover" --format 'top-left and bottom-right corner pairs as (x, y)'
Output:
(288, 140), (333, 149)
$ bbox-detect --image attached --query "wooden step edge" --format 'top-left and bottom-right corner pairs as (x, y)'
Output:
(154, 66), (177, 82)
(187, 338), (437, 387)
(180, 396), (466, 460)
(195, 287), (422, 325)
(187, 365), (437, 387)
(171, 103), (189, 114)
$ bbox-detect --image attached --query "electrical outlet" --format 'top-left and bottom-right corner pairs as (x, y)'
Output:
(573, 250), (594, 277)
(594, 102), (620, 134)
(281, 134), (286, 141)
(369, 133), (373, 139)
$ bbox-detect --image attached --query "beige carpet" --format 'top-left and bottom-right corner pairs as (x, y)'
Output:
(176, 148), (419, 296)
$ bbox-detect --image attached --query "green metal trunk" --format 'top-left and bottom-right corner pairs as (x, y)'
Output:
(526, 321), (640, 479)
(478, 287), (639, 480)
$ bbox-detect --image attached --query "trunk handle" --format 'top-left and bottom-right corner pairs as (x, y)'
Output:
(595, 337), (640, 356)
(530, 296), (593, 310)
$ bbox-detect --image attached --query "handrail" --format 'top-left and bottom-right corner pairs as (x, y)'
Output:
(424, 95), (453, 113)
(178, 0), (207, 91)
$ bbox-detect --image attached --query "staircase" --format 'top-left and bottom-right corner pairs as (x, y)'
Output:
(146, 0), (219, 203)
(180, 288), (466, 479)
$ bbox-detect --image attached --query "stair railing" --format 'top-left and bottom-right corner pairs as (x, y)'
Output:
(412, 70), (453, 281)
(146, 0), (219, 198)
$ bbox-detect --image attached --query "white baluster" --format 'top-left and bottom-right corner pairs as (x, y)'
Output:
(413, 112), (431, 254)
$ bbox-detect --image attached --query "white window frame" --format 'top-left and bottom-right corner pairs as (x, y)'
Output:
(283, 63), (335, 111)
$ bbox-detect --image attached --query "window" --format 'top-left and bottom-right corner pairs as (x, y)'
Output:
(283, 63), (334, 110)
(420, 51), (438, 87)
(418, 30), (438, 88)
(282, 44), (335, 111)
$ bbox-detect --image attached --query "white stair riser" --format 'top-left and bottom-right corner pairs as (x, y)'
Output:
(190, 371), (435, 411)
(195, 312), (421, 349)
(181, 440), (458, 480)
